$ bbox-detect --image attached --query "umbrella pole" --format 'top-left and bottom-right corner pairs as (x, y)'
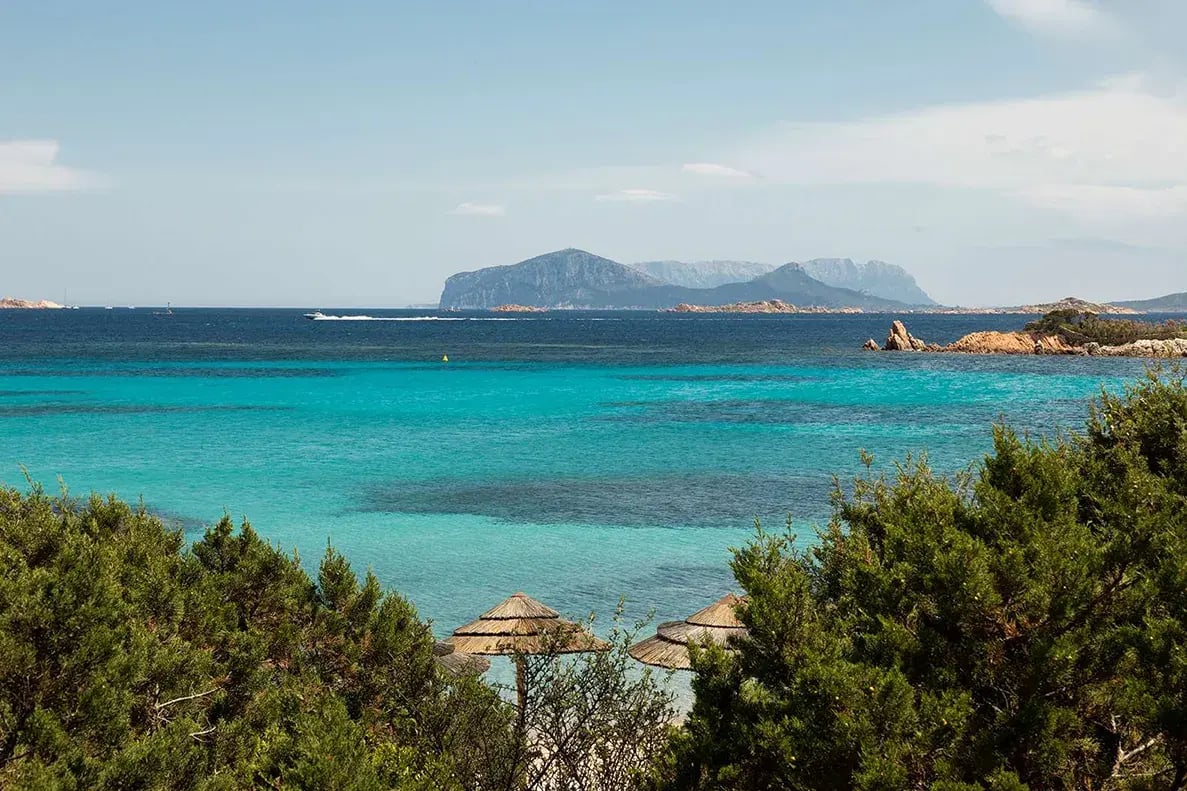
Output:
(515, 654), (528, 728)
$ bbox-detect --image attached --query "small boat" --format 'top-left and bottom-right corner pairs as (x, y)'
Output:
(303, 311), (326, 320)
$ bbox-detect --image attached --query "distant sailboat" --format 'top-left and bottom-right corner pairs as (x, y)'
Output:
(153, 302), (174, 316)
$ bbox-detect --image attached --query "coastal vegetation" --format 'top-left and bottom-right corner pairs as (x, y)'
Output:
(666, 369), (1187, 790)
(2, 369), (1186, 789)
(1024, 309), (1187, 347)
(0, 488), (672, 790)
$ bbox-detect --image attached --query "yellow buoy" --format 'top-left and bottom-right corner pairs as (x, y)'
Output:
(442, 354), (449, 362)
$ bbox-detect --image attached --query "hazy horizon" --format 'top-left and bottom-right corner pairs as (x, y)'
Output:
(3, 1), (1185, 307)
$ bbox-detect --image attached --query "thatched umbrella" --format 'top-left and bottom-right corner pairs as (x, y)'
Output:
(433, 640), (491, 676)
(628, 593), (748, 670)
(445, 592), (609, 716)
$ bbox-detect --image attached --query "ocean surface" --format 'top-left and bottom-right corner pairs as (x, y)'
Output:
(0, 308), (1155, 651)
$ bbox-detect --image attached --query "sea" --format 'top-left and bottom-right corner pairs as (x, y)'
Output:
(0, 308), (1156, 673)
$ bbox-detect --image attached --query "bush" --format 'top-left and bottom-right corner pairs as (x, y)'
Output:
(0, 490), (513, 790)
(1024, 310), (1187, 346)
(664, 370), (1187, 790)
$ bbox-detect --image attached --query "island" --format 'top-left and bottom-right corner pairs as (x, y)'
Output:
(1, 296), (65, 309)
(668, 300), (863, 314)
(490, 304), (549, 313)
(867, 311), (1187, 357)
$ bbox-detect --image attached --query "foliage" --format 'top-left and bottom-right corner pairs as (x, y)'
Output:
(664, 369), (1187, 790)
(0, 490), (514, 790)
(1024, 309), (1187, 346)
(510, 604), (677, 791)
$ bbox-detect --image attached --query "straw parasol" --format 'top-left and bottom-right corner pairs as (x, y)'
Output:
(445, 592), (609, 717)
(628, 593), (748, 670)
(433, 640), (491, 676)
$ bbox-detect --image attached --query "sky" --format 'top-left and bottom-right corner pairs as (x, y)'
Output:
(2, 0), (1185, 307)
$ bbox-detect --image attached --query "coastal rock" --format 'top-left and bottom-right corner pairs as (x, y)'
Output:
(491, 304), (548, 312)
(863, 338), (880, 351)
(884, 320), (928, 351)
(669, 299), (863, 314)
(0, 296), (64, 309)
(944, 331), (1078, 355)
(1096, 338), (1187, 357)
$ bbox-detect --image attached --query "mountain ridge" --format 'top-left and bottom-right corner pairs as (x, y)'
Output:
(438, 249), (910, 310)
(630, 260), (778, 289)
(799, 258), (936, 306)
(1113, 292), (1187, 313)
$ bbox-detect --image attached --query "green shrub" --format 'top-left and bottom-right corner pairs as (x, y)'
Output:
(1024, 310), (1187, 346)
(664, 370), (1187, 790)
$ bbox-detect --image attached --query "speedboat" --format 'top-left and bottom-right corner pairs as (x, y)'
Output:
(303, 311), (326, 320)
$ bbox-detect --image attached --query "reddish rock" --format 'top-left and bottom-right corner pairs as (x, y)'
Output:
(884, 320), (928, 351)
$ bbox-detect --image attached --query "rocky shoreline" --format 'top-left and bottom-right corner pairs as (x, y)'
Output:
(669, 300), (862, 314)
(490, 304), (549, 313)
(867, 320), (1187, 358)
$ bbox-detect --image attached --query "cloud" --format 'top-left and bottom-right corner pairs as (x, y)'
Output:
(682, 162), (756, 178)
(984, 0), (1114, 38)
(448, 202), (505, 216)
(594, 188), (678, 203)
(732, 75), (1187, 229)
(0, 140), (95, 194)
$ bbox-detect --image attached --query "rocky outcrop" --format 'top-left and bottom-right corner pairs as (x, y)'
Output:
(884, 320), (929, 351)
(669, 300), (863, 314)
(863, 338), (880, 351)
(875, 321), (1080, 355)
(1092, 338), (1187, 357)
(0, 297), (64, 309)
(944, 331), (1078, 355)
(490, 304), (548, 312)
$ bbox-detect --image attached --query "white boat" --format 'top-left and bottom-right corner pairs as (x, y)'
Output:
(303, 311), (326, 320)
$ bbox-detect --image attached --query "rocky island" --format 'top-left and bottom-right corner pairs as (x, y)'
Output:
(669, 300), (863, 314)
(1, 296), (64, 309)
(490, 304), (549, 313)
(868, 311), (1187, 357)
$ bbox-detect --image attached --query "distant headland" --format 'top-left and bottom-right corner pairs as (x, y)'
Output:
(1, 296), (64, 309)
(439, 248), (1186, 314)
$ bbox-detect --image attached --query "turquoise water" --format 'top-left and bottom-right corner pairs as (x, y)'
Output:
(0, 310), (1152, 643)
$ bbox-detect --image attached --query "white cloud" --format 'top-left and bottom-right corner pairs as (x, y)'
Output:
(594, 188), (678, 203)
(448, 202), (505, 216)
(0, 140), (94, 194)
(985, 0), (1114, 38)
(682, 162), (755, 178)
(733, 76), (1187, 229)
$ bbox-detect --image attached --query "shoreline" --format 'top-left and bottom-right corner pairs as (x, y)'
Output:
(867, 319), (1187, 358)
